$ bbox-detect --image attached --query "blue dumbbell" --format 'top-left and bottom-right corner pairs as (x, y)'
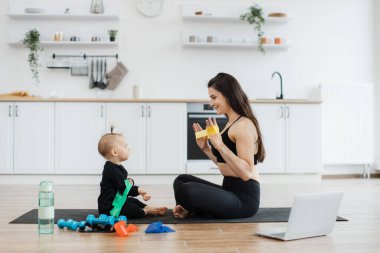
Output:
(57, 219), (80, 231)
(86, 214), (115, 226)
(115, 215), (127, 223)
(77, 221), (87, 229)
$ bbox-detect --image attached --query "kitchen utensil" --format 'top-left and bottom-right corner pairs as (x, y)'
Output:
(89, 59), (95, 88)
(71, 59), (88, 76)
(97, 59), (107, 89)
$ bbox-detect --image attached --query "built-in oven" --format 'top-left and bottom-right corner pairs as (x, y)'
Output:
(186, 103), (228, 174)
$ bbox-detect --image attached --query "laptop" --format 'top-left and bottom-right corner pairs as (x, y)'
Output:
(256, 192), (344, 241)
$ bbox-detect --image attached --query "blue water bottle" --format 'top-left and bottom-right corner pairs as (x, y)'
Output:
(38, 180), (54, 234)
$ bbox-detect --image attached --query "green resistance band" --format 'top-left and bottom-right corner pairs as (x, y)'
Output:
(110, 179), (133, 218)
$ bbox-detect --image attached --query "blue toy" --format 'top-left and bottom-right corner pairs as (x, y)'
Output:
(115, 215), (127, 224)
(86, 214), (115, 226)
(57, 219), (80, 231)
(145, 221), (175, 234)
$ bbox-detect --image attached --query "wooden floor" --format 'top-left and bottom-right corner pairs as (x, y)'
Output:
(1, 178), (380, 253)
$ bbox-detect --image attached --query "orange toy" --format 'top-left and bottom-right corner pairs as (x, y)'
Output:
(114, 221), (138, 237)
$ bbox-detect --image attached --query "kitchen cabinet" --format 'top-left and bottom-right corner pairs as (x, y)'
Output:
(55, 103), (105, 174)
(181, 3), (290, 50)
(253, 103), (321, 173)
(106, 103), (186, 174)
(105, 103), (146, 174)
(13, 102), (55, 174)
(0, 103), (14, 174)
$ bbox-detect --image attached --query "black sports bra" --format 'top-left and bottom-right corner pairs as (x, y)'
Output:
(209, 116), (258, 165)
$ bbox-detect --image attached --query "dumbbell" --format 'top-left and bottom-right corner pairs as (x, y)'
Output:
(57, 219), (80, 231)
(115, 215), (127, 224)
(86, 214), (115, 226)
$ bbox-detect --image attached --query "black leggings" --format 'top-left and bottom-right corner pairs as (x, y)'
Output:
(119, 197), (147, 219)
(173, 174), (260, 219)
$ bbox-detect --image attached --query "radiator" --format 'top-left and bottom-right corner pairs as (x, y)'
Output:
(320, 84), (374, 165)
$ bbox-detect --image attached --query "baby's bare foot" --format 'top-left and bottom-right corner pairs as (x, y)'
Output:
(144, 206), (168, 216)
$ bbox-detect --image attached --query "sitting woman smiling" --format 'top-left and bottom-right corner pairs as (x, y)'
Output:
(173, 72), (266, 219)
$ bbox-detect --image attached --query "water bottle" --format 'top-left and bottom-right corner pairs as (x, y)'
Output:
(38, 181), (54, 234)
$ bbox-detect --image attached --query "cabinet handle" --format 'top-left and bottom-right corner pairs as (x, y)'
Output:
(141, 105), (145, 117)
(100, 105), (104, 117)
(280, 106), (284, 118)
(8, 105), (12, 117)
(147, 105), (151, 117)
(15, 105), (18, 117)
(286, 106), (290, 118)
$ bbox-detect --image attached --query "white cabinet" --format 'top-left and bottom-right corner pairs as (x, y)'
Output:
(106, 103), (146, 174)
(55, 103), (105, 174)
(146, 103), (186, 174)
(13, 102), (55, 174)
(253, 103), (321, 173)
(106, 103), (186, 175)
(0, 103), (14, 174)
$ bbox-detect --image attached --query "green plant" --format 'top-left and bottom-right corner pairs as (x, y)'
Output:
(108, 29), (118, 38)
(240, 4), (265, 53)
(23, 29), (42, 84)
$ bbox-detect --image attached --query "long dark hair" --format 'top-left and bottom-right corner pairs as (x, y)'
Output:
(208, 72), (265, 163)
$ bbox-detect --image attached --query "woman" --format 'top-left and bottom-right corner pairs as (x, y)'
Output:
(173, 72), (265, 219)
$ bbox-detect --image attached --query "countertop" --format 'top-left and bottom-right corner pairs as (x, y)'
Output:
(0, 97), (322, 104)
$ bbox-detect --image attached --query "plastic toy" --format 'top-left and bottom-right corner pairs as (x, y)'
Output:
(57, 219), (80, 231)
(86, 214), (115, 226)
(114, 221), (128, 237)
(114, 220), (139, 237)
(145, 221), (175, 233)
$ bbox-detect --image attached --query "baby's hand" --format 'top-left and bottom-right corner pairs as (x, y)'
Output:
(138, 188), (151, 201)
(142, 193), (151, 201)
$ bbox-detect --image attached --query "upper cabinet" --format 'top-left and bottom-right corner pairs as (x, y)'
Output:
(181, 3), (291, 50)
(7, 0), (120, 47)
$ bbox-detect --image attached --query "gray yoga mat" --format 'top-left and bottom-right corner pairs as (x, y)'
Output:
(10, 208), (348, 224)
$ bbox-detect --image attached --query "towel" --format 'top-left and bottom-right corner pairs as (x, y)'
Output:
(106, 62), (128, 90)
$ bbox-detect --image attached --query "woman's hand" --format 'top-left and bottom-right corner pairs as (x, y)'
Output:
(138, 187), (151, 201)
(206, 117), (224, 150)
(193, 123), (209, 151)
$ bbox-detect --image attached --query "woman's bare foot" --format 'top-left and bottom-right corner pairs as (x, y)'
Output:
(172, 205), (189, 219)
(143, 206), (168, 216)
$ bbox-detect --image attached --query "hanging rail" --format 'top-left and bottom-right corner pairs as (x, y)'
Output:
(52, 53), (119, 60)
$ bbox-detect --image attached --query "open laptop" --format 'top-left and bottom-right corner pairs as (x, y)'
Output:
(256, 192), (344, 241)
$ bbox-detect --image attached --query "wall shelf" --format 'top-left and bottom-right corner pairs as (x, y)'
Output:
(181, 3), (291, 52)
(8, 41), (119, 47)
(7, 13), (119, 20)
(182, 41), (290, 50)
(182, 15), (291, 24)
(7, 1), (120, 49)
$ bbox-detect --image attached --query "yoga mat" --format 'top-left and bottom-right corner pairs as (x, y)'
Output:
(10, 208), (348, 224)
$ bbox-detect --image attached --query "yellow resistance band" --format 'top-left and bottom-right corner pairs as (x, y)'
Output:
(195, 125), (219, 139)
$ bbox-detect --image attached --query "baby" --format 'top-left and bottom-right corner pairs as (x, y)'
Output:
(97, 130), (167, 218)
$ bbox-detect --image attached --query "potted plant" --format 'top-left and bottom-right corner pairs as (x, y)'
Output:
(23, 29), (42, 84)
(240, 4), (265, 53)
(108, 30), (118, 42)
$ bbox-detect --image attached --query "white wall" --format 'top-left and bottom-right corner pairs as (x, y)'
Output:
(375, 0), (380, 169)
(0, 0), (377, 164)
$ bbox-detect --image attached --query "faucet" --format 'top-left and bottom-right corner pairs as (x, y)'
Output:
(272, 72), (283, 99)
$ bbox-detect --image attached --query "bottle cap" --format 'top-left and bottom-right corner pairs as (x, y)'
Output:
(39, 180), (54, 192)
